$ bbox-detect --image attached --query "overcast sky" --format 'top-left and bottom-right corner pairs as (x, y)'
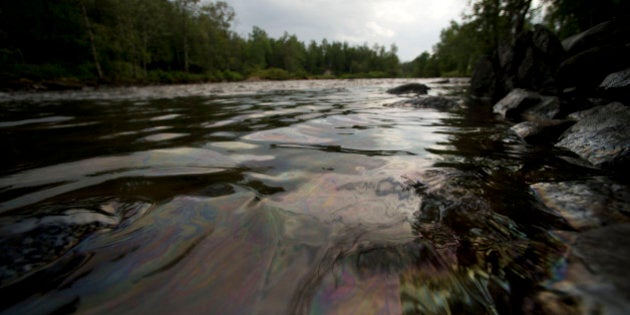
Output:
(222, 0), (468, 62)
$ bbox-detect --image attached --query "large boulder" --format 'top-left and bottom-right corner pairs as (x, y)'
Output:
(469, 55), (500, 102)
(516, 25), (565, 95)
(562, 20), (630, 56)
(470, 25), (564, 102)
(387, 83), (430, 95)
(558, 20), (630, 94)
(556, 102), (630, 167)
(558, 45), (630, 92)
(386, 96), (460, 111)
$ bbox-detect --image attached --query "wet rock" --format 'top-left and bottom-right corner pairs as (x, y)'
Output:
(386, 96), (460, 111)
(493, 89), (541, 120)
(510, 119), (574, 144)
(556, 102), (630, 167)
(387, 83), (430, 95)
(410, 168), (556, 276)
(599, 68), (630, 101)
(522, 96), (561, 120)
(543, 224), (630, 315)
(432, 79), (450, 84)
(574, 224), (630, 295)
(566, 101), (626, 121)
(531, 177), (630, 231)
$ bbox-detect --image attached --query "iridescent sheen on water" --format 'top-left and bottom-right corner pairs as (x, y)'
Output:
(0, 79), (577, 314)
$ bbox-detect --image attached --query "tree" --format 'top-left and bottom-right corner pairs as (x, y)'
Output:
(79, 0), (103, 79)
(465, 0), (536, 54)
(245, 26), (271, 72)
(543, 0), (630, 38)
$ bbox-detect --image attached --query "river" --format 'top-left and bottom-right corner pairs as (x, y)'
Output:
(0, 79), (613, 314)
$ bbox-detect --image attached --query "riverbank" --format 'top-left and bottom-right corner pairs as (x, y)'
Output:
(469, 20), (630, 315)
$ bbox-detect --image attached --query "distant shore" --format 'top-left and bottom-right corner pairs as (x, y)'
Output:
(1, 73), (465, 93)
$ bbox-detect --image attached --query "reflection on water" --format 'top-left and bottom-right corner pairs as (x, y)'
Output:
(0, 79), (610, 314)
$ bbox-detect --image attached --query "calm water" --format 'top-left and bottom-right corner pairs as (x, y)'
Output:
(0, 79), (598, 314)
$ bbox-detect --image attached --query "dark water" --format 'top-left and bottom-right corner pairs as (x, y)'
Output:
(0, 79), (602, 314)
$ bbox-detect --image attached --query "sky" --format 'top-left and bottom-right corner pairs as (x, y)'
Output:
(221, 0), (468, 62)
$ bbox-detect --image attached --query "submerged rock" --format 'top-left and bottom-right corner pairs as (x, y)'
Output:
(530, 176), (630, 314)
(386, 83), (430, 95)
(556, 102), (630, 167)
(386, 96), (460, 111)
(574, 224), (630, 295)
(0, 200), (152, 287)
(541, 225), (630, 315)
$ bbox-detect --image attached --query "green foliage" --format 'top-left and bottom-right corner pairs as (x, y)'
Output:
(401, 0), (538, 78)
(252, 68), (292, 80)
(0, 0), (409, 85)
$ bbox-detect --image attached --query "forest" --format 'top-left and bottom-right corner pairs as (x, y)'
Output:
(0, 0), (627, 87)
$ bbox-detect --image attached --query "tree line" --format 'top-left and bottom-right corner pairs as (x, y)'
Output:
(1, 0), (626, 86)
(0, 0), (400, 85)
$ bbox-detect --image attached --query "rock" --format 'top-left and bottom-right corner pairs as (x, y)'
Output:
(556, 102), (630, 167)
(386, 96), (460, 111)
(0, 200), (152, 287)
(510, 119), (574, 144)
(471, 25), (564, 103)
(599, 68), (630, 101)
(522, 96), (561, 120)
(469, 55), (500, 101)
(493, 89), (541, 120)
(531, 177), (630, 230)
(562, 20), (630, 56)
(566, 102), (626, 121)
(387, 83), (430, 95)
(540, 225), (630, 315)
(558, 45), (630, 92)
(432, 79), (450, 84)
(517, 25), (565, 95)
(574, 224), (630, 294)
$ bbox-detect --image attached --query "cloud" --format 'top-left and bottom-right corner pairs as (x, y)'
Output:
(366, 21), (395, 39)
(222, 0), (466, 61)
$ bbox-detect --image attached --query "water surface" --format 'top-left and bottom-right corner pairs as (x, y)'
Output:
(0, 79), (598, 314)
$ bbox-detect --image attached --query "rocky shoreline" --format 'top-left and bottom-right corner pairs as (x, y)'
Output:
(470, 19), (630, 314)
